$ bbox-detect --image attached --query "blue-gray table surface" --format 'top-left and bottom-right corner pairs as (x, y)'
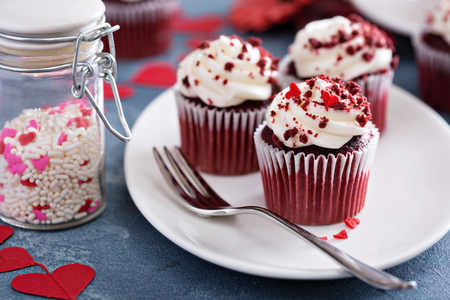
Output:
(2, 1), (450, 299)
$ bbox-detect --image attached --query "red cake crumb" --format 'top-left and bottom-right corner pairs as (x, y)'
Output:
(224, 62), (235, 71)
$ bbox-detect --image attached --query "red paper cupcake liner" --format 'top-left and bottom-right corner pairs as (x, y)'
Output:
(175, 89), (267, 175)
(278, 55), (393, 134)
(413, 33), (450, 112)
(254, 122), (379, 225)
(103, 0), (179, 58)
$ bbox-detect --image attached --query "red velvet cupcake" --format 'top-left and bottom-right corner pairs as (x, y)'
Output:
(254, 75), (379, 225)
(103, 0), (179, 58)
(175, 35), (279, 175)
(413, 1), (450, 112)
(278, 14), (398, 134)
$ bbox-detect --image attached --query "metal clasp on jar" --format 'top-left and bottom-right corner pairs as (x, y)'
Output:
(71, 22), (132, 142)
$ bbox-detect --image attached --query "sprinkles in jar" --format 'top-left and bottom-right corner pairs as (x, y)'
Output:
(0, 100), (102, 225)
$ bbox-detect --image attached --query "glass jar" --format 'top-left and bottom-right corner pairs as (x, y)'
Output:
(0, 0), (131, 230)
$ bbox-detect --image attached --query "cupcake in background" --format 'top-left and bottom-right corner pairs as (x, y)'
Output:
(175, 35), (279, 175)
(279, 15), (398, 134)
(254, 75), (379, 225)
(413, 0), (450, 112)
(103, 0), (179, 58)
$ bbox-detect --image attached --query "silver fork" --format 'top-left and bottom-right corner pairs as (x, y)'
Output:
(153, 146), (417, 290)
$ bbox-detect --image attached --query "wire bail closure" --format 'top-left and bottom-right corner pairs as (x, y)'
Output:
(71, 23), (132, 142)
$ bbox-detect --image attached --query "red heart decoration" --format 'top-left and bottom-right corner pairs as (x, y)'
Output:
(0, 225), (13, 244)
(131, 62), (177, 88)
(12, 263), (95, 300)
(0, 247), (36, 273)
(18, 132), (36, 146)
(322, 90), (340, 107)
(104, 83), (135, 101)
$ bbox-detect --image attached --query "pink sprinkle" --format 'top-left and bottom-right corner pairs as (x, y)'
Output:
(5, 153), (21, 167)
(87, 201), (100, 213)
(67, 118), (75, 126)
(58, 132), (68, 145)
(0, 195), (4, 202)
(5, 143), (12, 154)
(32, 156), (49, 172)
(74, 99), (87, 109)
(27, 119), (38, 130)
(0, 128), (17, 142)
(8, 163), (27, 175)
(49, 109), (62, 115)
(34, 209), (48, 221)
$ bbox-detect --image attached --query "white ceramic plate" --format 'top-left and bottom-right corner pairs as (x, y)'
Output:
(124, 85), (450, 279)
(351, 0), (441, 36)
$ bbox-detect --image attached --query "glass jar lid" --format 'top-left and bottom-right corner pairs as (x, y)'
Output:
(0, 0), (105, 51)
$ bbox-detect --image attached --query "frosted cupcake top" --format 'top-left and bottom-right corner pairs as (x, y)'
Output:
(428, 0), (450, 45)
(289, 15), (394, 81)
(266, 75), (371, 149)
(177, 35), (278, 107)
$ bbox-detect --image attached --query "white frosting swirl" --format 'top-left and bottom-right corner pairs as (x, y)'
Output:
(177, 35), (278, 107)
(429, 1), (450, 45)
(267, 76), (371, 149)
(289, 16), (393, 81)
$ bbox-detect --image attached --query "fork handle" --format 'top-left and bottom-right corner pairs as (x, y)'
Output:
(232, 206), (416, 290)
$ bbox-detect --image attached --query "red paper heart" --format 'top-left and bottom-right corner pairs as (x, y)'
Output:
(104, 83), (135, 101)
(18, 132), (36, 146)
(131, 62), (177, 88)
(12, 263), (95, 300)
(0, 247), (36, 273)
(0, 225), (13, 244)
(174, 14), (225, 34)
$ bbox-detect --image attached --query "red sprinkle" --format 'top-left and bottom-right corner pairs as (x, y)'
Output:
(333, 230), (348, 239)
(0, 141), (4, 155)
(319, 236), (328, 241)
(322, 90), (340, 107)
(78, 199), (93, 213)
(344, 218), (361, 229)
(18, 132), (36, 146)
(20, 180), (37, 187)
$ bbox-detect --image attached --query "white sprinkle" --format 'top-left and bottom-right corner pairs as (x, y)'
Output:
(50, 179), (59, 188)
(64, 142), (80, 152)
(31, 147), (46, 156)
(49, 170), (63, 176)
(51, 217), (65, 224)
(65, 170), (76, 177)
(48, 151), (63, 157)
(63, 164), (75, 169)
(50, 159), (64, 164)
(27, 213), (35, 222)
(75, 212), (87, 219)
(21, 173), (33, 181)
(23, 153), (40, 160)
(65, 149), (78, 156)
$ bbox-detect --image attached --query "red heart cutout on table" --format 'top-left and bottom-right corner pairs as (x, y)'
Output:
(18, 132), (36, 146)
(0, 247), (36, 273)
(131, 62), (177, 88)
(0, 225), (13, 243)
(12, 263), (95, 300)
(104, 83), (135, 101)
